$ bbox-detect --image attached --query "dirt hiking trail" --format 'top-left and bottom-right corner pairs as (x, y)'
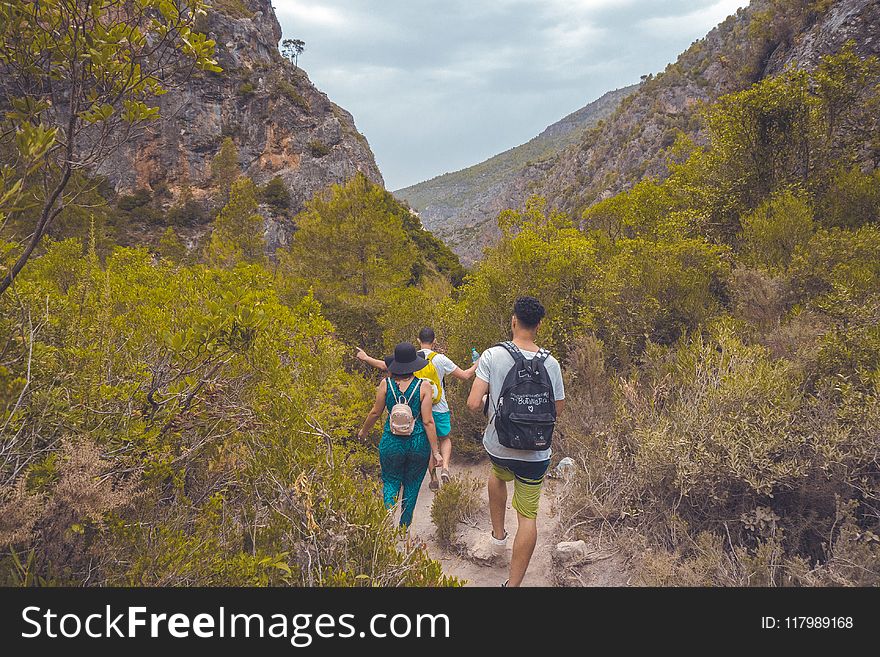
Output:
(407, 458), (627, 586)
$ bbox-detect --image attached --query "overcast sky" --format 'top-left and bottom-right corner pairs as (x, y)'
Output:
(273, 0), (746, 190)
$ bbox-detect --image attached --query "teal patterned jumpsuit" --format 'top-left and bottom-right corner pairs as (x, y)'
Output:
(379, 378), (431, 527)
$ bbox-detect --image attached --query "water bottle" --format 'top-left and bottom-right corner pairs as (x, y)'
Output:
(470, 347), (480, 363)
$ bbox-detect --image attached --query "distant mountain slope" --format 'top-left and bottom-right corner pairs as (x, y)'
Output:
(400, 0), (880, 263)
(393, 85), (637, 263)
(537, 0), (880, 216)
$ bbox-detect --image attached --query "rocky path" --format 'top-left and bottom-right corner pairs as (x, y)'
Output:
(408, 459), (561, 587)
(407, 457), (632, 586)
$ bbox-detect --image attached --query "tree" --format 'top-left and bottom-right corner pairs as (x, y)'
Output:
(0, 0), (221, 296)
(211, 137), (241, 200)
(280, 39), (306, 68)
(260, 175), (291, 213)
(283, 173), (417, 299)
(206, 178), (266, 268)
(279, 173), (418, 348)
(741, 188), (815, 272)
(158, 227), (186, 263)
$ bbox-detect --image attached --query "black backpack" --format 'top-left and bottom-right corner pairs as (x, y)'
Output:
(491, 341), (557, 451)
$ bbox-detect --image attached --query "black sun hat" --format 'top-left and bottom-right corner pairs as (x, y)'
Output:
(384, 342), (428, 376)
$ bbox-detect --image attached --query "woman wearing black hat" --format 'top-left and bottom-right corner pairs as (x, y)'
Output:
(357, 342), (443, 527)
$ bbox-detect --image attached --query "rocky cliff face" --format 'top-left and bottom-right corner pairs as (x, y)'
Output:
(97, 0), (383, 248)
(394, 85), (636, 264)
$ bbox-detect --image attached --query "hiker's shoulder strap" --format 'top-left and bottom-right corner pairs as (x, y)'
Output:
(496, 341), (524, 362)
(405, 378), (421, 404)
(425, 350), (437, 362)
(535, 347), (551, 363)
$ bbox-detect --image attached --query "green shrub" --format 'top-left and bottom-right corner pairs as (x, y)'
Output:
(741, 188), (814, 272)
(307, 140), (331, 158)
(213, 0), (254, 19)
(431, 476), (481, 545)
(818, 166), (880, 229)
(789, 225), (880, 320)
(117, 188), (152, 211)
(0, 239), (458, 587)
(238, 82), (256, 97)
(167, 199), (206, 227)
(275, 80), (309, 111)
(260, 175), (291, 212)
(157, 226), (186, 263)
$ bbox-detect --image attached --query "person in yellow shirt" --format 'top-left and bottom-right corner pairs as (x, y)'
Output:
(357, 327), (478, 490)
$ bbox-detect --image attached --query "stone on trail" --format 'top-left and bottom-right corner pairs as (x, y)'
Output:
(466, 532), (509, 565)
(554, 457), (577, 479)
(554, 540), (588, 564)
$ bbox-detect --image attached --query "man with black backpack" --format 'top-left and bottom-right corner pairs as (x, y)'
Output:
(467, 296), (565, 587)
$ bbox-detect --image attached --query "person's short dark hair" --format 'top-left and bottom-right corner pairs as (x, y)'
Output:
(513, 296), (545, 329)
(418, 327), (436, 344)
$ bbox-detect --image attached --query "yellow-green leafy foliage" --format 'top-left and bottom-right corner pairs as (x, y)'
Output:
(206, 177), (267, 268)
(211, 137), (241, 199)
(741, 188), (814, 272)
(553, 45), (880, 586)
(279, 173), (461, 354)
(0, 238), (457, 586)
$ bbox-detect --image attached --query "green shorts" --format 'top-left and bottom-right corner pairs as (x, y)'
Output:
(489, 456), (550, 520)
(433, 411), (452, 438)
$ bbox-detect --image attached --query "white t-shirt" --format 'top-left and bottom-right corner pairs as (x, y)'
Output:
(418, 350), (458, 413)
(475, 344), (565, 462)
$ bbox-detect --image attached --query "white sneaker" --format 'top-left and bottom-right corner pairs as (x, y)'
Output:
(490, 530), (508, 556)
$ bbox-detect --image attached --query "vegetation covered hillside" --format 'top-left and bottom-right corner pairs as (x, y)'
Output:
(437, 43), (880, 585)
(538, 0), (880, 214)
(394, 85), (637, 263)
(401, 0), (880, 261)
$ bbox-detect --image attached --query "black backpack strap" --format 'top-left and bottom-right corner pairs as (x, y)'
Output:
(497, 341), (524, 362)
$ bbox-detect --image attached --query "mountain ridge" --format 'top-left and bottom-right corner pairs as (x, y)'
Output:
(394, 85), (637, 263)
(398, 0), (880, 263)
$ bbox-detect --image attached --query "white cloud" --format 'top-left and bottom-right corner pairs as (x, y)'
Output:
(637, 0), (745, 37)
(271, 0), (752, 189)
(274, 1), (346, 27)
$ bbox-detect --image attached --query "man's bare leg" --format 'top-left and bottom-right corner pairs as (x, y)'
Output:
(508, 512), (537, 587)
(488, 472), (508, 540)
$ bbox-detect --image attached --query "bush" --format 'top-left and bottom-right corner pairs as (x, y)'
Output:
(0, 239), (458, 587)
(117, 188), (152, 211)
(741, 188), (814, 272)
(818, 166), (880, 229)
(560, 321), (880, 584)
(275, 80), (309, 111)
(307, 140), (331, 158)
(595, 236), (729, 363)
(238, 82), (256, 98)
(431, 476), (481, 545)
(213, 0), (253, 19)
(167, 199), (206, 227)
(260, 176), (291, 213)
(789, 225), (880, 320)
